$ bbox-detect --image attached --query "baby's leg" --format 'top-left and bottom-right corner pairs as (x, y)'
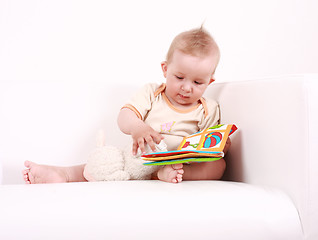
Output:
(22, 161), (86, 184)
(157, 164), (184, 183)
(182, 159), (226, 180)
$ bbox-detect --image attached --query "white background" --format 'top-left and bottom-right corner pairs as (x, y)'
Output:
(0, 0), (317, 184)
(0, 0), (317, 85)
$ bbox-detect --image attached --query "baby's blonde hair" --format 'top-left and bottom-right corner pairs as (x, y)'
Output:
(166, 26), (220, 71)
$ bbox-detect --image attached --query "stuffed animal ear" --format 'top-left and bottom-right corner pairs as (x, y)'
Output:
(96, 129), (106, 147)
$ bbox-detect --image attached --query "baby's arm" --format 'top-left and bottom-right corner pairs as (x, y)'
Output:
(117, 108), (164, 155)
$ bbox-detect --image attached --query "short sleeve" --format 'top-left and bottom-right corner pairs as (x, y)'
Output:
(122, 83), (159, 120)
(198, 97), (220, 130)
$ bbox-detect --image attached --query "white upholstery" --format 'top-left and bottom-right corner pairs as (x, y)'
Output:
(0, 74), (317, 239)
(207, 75), (318, 240)
(0, 163), (2, 184)
(0, 181), (302, 240)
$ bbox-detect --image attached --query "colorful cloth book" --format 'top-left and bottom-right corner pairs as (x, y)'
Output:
(142, 124), (237, 165)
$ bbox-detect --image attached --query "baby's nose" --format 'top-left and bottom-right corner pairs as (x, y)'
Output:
(181, 82), (191, 92)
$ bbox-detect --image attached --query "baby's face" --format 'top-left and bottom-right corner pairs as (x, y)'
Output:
(162, 50), (218, 108)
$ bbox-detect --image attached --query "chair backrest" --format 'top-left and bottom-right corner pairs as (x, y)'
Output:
(0, 81), (136, 184)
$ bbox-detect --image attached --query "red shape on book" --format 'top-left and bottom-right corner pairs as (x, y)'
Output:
(182, 141), (190, 148)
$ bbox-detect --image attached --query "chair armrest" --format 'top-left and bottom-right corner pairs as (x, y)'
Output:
(207, 74), (318, 240)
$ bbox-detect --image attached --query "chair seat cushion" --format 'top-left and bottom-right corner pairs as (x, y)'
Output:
(0, 180), (302, 240)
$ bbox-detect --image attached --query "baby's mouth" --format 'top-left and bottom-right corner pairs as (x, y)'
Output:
(178, 93), (190, 99)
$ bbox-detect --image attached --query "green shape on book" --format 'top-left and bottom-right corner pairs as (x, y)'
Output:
(208, 124), (224, 130)
(143, 157), (222, 166)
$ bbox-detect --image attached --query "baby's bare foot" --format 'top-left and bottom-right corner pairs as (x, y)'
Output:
(22, 161), (69, 184)
(157, 164), (184, 183)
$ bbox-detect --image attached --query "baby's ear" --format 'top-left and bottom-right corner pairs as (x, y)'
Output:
(161, 61), (168, 78)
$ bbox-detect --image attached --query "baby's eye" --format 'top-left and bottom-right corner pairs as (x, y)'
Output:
(175, 75), (183, 80)
(194, 81), (202, 85)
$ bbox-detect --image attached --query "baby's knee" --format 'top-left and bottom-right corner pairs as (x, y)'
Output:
(218, 158), (226, 172)
(206, 158), (226, 180)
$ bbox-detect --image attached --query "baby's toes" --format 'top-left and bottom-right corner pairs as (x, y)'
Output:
(170, 170), (183, 183)
(172, 163), (183, 170)
(26, 172), (35, 184)
(177, 168), (184, 175)
(176, 173), (183, 183)
(22, 170), (30, 182)
(158, 164), (184, 183)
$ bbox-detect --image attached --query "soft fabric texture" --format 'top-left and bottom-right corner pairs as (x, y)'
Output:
(83, 131), (167, 181)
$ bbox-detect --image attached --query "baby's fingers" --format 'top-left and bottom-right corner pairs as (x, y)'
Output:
(132, 139), (145, 155)
(144, 136), (155, 152)
(137, 138), (146, 154)
(152, 132), (164, 145)
(132, 141), (139, 156)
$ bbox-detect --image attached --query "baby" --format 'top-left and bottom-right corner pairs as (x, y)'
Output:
(23, 26), (230, 184)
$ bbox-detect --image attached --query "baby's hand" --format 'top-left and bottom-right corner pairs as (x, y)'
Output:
(131, 122), (164, 155)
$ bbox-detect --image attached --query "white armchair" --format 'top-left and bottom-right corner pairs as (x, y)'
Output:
(0, 74), (317, 240)
(208, 75), (318, 240)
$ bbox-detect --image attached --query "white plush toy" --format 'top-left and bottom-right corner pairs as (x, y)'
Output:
(83, 130), (167, 181)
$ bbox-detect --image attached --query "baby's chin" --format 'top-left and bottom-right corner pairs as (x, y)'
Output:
(174, 100), (198, 109)
(177, 95), (200, 104)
